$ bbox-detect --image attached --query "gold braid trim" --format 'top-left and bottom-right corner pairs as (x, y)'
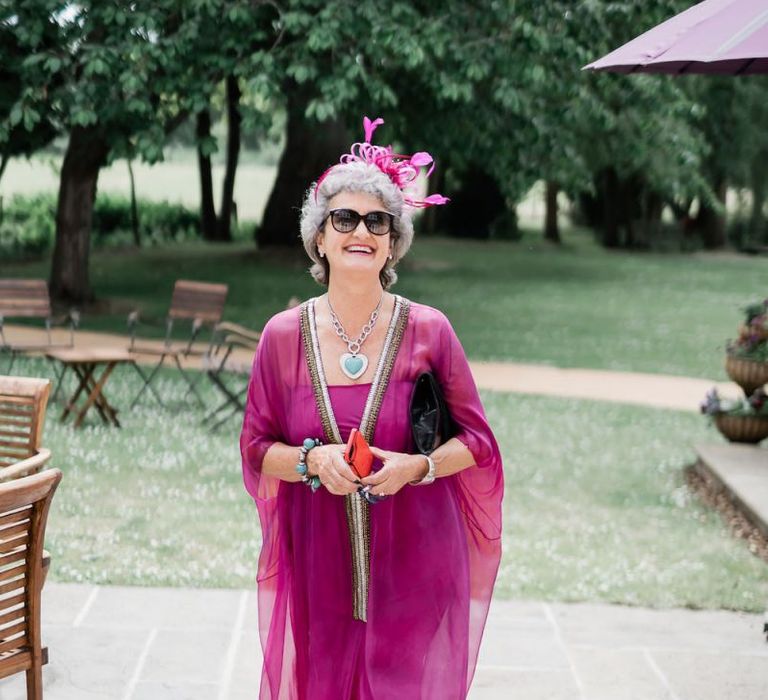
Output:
(361, 297), (410, 444)
(299, 302), (335, 444)
(299, 296), (411, 622)
(352, 297), (410, 620)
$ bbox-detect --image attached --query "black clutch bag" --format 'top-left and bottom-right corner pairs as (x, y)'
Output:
(409, 371), (455, 455)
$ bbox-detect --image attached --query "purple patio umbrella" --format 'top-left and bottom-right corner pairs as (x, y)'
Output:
(584, 0), (768, 75)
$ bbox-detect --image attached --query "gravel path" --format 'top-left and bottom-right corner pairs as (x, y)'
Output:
(4, 324), (739, 412)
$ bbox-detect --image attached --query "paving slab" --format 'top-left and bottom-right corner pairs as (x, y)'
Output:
(80, 585), (242, 630)
(478, 616), (570, 669)
(548, 600), (768, 654)
(131, 682), (220, 700)
(227, 631), (262, 698)
(140, 628), (232, 685)
(0, 583), (761, 699)
(694, 442), (768, 540)
(468, 668), (580, 700)
(40, 582), (98, 627)
(568, 648), (673, 700)
(650, 649), (768, 700)
(0, 625), (148, 700)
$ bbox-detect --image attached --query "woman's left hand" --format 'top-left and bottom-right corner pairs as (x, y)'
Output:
(361, 447), (429, 497)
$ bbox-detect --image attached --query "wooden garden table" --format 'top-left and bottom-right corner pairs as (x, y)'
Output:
(46, 347), (134, 428)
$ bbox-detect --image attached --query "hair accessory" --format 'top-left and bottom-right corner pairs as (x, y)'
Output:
(315, 116), (450, 209)
(296, 437), (323, 491)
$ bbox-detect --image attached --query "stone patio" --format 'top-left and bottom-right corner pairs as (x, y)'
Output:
(0, 583), (765, 699)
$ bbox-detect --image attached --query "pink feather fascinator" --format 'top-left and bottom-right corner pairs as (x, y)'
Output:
(315, 116), (449, 209)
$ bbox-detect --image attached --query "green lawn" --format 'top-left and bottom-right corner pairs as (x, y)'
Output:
(4, 230), (765, 378)
(12, 353), (763, 612)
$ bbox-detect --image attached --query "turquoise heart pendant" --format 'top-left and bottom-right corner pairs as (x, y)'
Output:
(340, 352), (368, 380)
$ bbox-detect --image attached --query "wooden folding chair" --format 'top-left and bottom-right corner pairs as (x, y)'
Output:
(0, 280), (79, 378)
(202, 322), (260, 431)
(127, 280), (228, 409)
(0, 377), (52, 483)
(0, 468), (62, 699)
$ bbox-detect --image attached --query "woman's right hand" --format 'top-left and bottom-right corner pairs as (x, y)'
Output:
(306, 444), (360, 495)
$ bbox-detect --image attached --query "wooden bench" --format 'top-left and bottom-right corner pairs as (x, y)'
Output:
(0, 279), (78, 373)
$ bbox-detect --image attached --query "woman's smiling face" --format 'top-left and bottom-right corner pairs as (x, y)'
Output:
(317, 191), (392, 282)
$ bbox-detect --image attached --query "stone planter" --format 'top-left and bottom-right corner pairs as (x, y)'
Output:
(714, 414), (768, 444)
(725, 355), (768, 395)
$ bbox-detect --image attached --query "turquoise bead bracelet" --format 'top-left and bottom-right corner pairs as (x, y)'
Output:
(296, 437), (323, 492)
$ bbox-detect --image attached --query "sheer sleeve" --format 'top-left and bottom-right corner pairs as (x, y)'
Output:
(431, 310), (504, 542)
(240, 318), (284, 504)
(240, 317), (288, 587)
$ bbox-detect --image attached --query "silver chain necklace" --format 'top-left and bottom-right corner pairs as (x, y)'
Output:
(327, 295), (382, 380)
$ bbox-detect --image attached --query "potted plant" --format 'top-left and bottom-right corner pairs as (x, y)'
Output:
(725, 299), (768, 395)
(700, 388), (768, 444)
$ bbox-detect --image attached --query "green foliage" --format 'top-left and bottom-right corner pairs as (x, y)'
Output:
(700, 388), (768, 417)
(2, 1), (275, 164)
(0, 192), (55, 256)
(2, 0), (767, 251)
(0, 3), (60, 159)
(93, 194), (200, 244)
(0, 193), (201, 257)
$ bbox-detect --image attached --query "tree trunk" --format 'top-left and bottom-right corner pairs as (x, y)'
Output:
(50, 126), (109, 303)
(196, 108), (217, 241)
(601, 168), (621, 248)
(750, 157), (766, 242)
(696, 179), (727, 249)
(127, 159), (140, 247)
(0, 151), (9, 184)
(640, 189), (663, 245)
(434, 165), (505, 239)
(216, 75), (241, 242)
(258, 90), (349, 247)
(421, 166), (446, 235)
(544, 180), (560, 243)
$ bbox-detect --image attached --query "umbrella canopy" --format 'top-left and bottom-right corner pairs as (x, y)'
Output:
(585, 0), (768, 75)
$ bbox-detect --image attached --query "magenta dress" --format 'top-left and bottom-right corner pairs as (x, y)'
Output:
(240, 297), (504, 699)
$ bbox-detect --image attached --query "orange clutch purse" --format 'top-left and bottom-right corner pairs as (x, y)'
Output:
(344, 428), (374, 479)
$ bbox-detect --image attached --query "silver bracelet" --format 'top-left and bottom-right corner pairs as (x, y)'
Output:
(409, 454), (436, 486)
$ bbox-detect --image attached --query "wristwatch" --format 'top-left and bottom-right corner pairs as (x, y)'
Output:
(409, 454), (436, 486)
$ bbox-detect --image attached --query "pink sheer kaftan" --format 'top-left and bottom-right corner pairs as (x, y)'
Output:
(240, 298), (504, 700)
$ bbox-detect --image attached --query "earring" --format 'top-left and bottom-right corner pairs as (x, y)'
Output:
(388, 252), (393, 260)
(319, 249), (325, 258)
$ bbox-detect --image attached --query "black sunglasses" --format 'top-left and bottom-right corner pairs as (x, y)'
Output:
(325, 208), (394, 236)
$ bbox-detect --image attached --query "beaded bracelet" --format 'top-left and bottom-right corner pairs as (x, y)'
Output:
(296, 437), (323, 492)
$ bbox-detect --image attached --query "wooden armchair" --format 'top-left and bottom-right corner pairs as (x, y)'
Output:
(0, 377), (52, 483)
(0, 468), (62, 698)
(127, 280), (228, 409)
(0, 280), (79, 374)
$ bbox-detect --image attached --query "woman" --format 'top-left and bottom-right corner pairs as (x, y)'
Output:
(240, 117), (504, 699)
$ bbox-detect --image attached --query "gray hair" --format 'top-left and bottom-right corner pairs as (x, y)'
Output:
(299, 160), (414, 289)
